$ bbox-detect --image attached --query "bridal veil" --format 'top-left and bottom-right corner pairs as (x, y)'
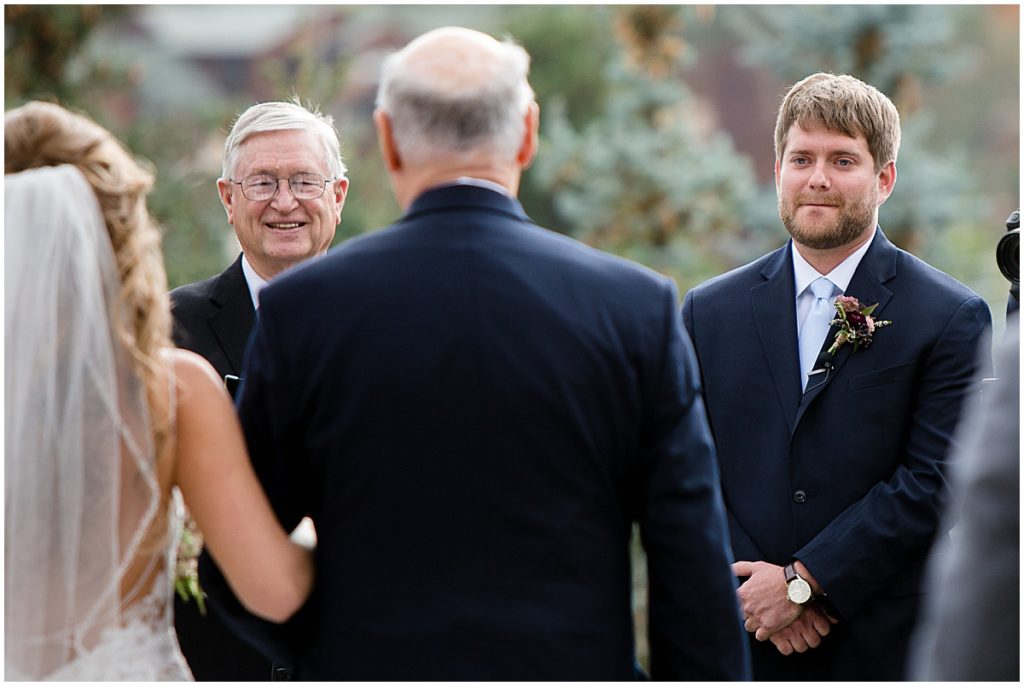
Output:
(5, 165), (159, 679)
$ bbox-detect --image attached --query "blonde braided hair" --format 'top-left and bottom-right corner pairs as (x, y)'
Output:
(5, 101), (173, 455)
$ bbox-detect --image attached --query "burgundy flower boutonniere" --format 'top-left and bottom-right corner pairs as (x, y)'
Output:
(826, 295), (892, 356)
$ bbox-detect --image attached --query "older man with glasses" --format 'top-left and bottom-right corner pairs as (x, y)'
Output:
(170, 99), (348, 680)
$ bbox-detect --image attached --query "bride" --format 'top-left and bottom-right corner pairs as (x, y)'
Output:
(4, 102), (314, 680)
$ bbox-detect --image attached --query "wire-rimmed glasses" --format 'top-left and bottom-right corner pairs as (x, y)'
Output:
(230, 172), (335, 201)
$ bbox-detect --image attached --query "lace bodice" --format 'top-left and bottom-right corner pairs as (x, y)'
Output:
(44, 494), (192, 681)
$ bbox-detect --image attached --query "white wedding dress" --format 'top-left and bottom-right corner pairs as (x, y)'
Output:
(5, 165), (192, 681)
(45, 494), (192, 682)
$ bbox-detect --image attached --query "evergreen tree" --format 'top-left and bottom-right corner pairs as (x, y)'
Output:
(534, 6), (773, 291)
(722, 5), (982, 258)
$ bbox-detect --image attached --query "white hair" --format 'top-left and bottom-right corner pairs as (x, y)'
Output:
(221, 99), (346, 180)
(375, 35), (535, 164)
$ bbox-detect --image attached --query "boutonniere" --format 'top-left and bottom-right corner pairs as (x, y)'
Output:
(826, 295), (892, 355)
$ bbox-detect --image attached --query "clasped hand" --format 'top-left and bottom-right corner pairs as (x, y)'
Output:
(731, 560), (836, 654)
(768, 602), (836, 655)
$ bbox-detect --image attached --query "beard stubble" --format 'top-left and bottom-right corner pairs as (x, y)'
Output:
(779, 190), (877, 250)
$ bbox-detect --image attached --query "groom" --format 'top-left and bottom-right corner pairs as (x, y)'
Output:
(682, 72), (992, 679)
(202, 26), (749, 680)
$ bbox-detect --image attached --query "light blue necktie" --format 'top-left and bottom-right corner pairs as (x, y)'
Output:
(799, 277), (836, 391)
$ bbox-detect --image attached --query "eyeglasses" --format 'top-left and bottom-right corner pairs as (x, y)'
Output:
(229, 172), (335, 201)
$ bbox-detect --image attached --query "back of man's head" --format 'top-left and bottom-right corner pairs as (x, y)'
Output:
(774, 72), (901, 172)
(375, 27), (535, 166)
(221, 99), (346, 180)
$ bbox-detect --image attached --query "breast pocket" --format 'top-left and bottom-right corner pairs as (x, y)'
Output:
(848, 361), (917, 390)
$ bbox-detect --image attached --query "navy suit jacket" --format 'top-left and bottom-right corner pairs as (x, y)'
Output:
(682, 229), (992, 679)
(203, 184), (750, 680)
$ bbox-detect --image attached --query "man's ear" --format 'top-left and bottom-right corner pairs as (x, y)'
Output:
(876, 161), (897, 206)
(332, 177), (349, 224)
(516, 102), (540, 170)
(374, 109), (402, 172)
(217, 178), (235, 224)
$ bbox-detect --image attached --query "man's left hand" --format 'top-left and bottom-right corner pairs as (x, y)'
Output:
(732, 560), (801, 640)
(769, 601), (837, 655)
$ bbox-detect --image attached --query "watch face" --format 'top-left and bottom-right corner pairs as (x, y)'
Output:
(787, 578), (812, 604)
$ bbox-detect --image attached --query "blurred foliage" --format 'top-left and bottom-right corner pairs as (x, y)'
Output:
(5, 5), (126, 102)
(5, 5), (233, 286)
(724, 5), (977, 99)
(498, 5), (614, 131)
(258, 48), (349, 109)
(534, 6), (773, 291)
(125, 106), (242, 287)
(536, 59), (767, 290)
(495, 5), (616, 232)
(5, 4), (1017, 313)
(723, 5), (980, 251)
(331, 111), (400, 245)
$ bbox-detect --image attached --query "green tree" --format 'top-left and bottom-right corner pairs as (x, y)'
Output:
(722, 5), (982, 254)
(489, 5), (617, 232)
(534, 6), (772, 291)
(5, 5), (126, 104)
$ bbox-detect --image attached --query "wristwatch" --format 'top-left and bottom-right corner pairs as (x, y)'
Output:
(784, 562), (813, 605)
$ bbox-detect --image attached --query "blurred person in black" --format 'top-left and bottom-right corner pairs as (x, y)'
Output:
(908, 316), (1018, 680)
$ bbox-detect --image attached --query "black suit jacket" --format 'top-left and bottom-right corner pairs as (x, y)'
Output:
(171, 254), (255, 379)
(682, 229), (992, 679)
(170, 255), (271, 680)
(202, 184), (750, 680)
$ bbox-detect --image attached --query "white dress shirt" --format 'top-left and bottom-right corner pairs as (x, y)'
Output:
(792, 229), (877, 337)
(240, 253), (269, 311)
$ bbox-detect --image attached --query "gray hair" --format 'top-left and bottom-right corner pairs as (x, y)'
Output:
(221, 99), (346, 180)
(375, 35), (535, 164)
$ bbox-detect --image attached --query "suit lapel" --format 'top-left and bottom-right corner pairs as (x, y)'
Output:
(208, 256), (256, 375)
(793, 230), (898, 428)
(751, 245), (802, 431)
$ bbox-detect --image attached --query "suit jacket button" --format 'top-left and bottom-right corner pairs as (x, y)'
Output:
(793, 489), (808, 504)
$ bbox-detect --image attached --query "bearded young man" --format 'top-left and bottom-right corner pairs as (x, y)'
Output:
(681, 72), (992, 680)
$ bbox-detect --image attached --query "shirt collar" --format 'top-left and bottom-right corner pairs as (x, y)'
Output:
(240, 253), (269, 310)
(428, 176), (513, 198)
(791, 228), (877, 298)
